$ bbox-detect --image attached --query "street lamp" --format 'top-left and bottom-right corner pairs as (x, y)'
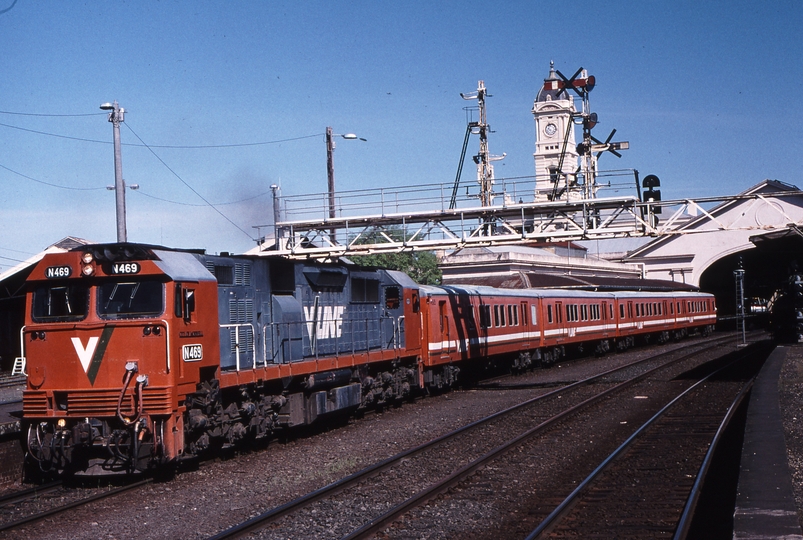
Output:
(734, 265), (747, 347)
(325, 126), (366, 234)
(100, 100), (127, 243)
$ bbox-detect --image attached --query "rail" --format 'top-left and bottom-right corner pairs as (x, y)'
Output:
(209, 335), (735, 539)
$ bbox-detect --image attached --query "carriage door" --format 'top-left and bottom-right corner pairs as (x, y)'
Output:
(602, 301), (612, 335)
(520, 301), (530, 348)
(403, 290), (420, 353)
(439, 300), (451, 356)
(555, 301), (566, 339)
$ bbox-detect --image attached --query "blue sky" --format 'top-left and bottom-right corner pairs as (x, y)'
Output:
(0, 1), (800, 267)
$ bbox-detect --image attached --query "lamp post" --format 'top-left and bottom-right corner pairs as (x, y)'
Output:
(325, 126), (365, 241)
(734, 265), (746, 347)
(100, 101), (127, 243)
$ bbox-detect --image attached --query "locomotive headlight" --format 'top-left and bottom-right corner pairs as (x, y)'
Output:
(82, 264), (95, 277)
(81, 252), (94, 264)
(57, 419), (66, 428)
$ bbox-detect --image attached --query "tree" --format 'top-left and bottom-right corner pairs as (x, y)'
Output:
(350, 250), (441, 285)
(347, 227), (442, 285)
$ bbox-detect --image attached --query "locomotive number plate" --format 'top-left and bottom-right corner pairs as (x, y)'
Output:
(182, 344), (203, 362)
(45, 265), (72, 279)
(111, 262), (141, 275)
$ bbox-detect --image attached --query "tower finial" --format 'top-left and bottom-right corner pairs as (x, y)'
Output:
(548, 60), (557, 80)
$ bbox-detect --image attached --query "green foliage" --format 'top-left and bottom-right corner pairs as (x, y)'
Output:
(350, 250), (442, 285)
(346, 227), (440, 284)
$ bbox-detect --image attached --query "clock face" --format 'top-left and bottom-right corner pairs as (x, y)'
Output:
(544, 123), (557, 137)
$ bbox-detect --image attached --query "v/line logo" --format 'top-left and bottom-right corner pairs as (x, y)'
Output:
(69, 326), (114, 385)
(72, 336), (99, 372)
(302, 305), (345, 340)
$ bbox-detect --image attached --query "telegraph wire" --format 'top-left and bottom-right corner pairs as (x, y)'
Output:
(0, 119), (322, 148)
(134, 188), (271, 207)
(0, 163), (106, 191)
(137, 133), (321, 149)
(123, 123), (256, 241)
(0, 109), (105, 117)
(0, 121), (110, 144)
(0, 254), (28, 264)
(0, 161), (271, 205)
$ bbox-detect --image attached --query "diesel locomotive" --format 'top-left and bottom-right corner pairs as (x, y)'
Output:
(20, 243), (716, 476)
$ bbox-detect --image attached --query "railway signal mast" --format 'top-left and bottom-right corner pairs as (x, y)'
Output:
(459, 81), (505, 208)
(534, 64), (629, 202)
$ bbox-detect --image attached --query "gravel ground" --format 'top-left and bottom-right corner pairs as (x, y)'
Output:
(0, 335), (757, 539)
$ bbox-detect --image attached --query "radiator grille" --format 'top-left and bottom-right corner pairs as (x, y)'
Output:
(23, 387), (173, 417)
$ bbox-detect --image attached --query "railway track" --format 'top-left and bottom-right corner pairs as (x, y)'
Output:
(210, 333), (744, 539)
(0, 478), (151, 535)
(526, 340), (768, 539)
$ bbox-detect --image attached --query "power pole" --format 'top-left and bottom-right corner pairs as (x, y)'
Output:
(100, 101), (127, 242)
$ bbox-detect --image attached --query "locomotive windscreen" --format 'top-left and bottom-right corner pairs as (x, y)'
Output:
(32, 283), (89, 322)
(97, 280), (164, 319)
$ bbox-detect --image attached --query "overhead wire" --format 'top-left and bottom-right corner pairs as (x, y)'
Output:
(123, 123), (256, 241)
(0, 163), (106, 191)
(134, 189), (271, 207)
(0, 117), (322, 148)
(0, 109), (106, 117)
(0, 108), (316, 208)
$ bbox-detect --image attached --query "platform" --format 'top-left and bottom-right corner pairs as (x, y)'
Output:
(734, 345), (803, 539)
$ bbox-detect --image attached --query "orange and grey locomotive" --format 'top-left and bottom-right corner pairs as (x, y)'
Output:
(20, 243), (716, 476)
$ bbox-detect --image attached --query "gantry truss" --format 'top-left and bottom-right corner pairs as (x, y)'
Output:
(252, 171), (803, 259)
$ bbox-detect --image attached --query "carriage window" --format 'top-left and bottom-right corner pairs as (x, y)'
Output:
(531, 304), (537, 325)
(547, 305), (553, 323)
(509, 305), (518, 326)
(32, 283), (89, 322)
(479, 304), (491, 328)
(620, 304), (625, 318)
(494, 305), (501, 327)
(98, 280), (164, 319)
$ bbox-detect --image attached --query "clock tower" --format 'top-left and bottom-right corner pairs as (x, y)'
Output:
(533, 62), (579, 201)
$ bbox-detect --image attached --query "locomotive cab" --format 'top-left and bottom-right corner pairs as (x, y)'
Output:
(22, 244), (220, 476)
